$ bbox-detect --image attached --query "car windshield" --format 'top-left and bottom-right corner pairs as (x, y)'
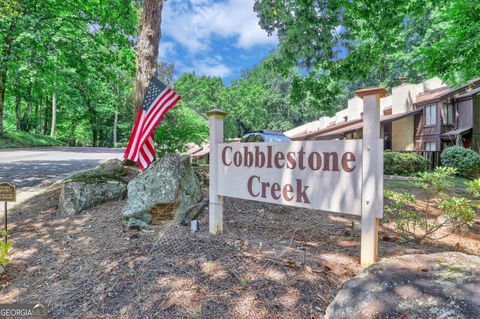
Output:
(264, 134), (291, 142)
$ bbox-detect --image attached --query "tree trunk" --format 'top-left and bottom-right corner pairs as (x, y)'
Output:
(37, 96), (42, 133)
(21, 81), (33, 131)
(44, 97), (49, 135)
(0, 84), (6, 135)
(134, 0), (164, 118)
(113, 83), (119, 147)
(99, 126), (104, 147)
(85, 99), (97, 147)
(15, 95), (21, 130)
(92, 122), (98, 147)
(50, 92), (56, 137)
(0, 79), (6, 135)
(22, 99), (32, 131)
(0, 22), (16, 136)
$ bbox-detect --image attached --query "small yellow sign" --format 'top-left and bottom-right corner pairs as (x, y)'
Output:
(0, 182), (16, 202)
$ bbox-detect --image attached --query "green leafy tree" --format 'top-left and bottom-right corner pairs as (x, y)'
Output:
(414, 0), (480, 85)
(0, 0), (138, 147)
(154, 104), (209, 155)
(254, 0), (478, 109)
(174, 73), (225, 114)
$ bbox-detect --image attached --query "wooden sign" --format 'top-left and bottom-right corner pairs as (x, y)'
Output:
(0, 182), (16, 202)
(207, 88), (386, 266)
(217, 140), (374, 215)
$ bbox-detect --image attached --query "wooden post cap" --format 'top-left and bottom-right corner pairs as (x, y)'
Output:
(206, 109), (228, 117)
(355, 87), (388, 98)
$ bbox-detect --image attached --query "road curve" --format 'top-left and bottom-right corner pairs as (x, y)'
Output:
(0, 147), (124, 207)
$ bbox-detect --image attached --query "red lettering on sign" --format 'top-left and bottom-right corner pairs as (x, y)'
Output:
(342, 152), (356, 172)
(243, 146), (253, 167)
(274, 152), (285, 169)
(222, 146), (232, 166)
(308, 151), (322, 170)
(322, 152), (339, 171)
(255, 146), (265, 168)
(247, 175), (260, 197)
(271, 183), (281, 199)
(221, 145), (357, 173)
(233, 151), (242, 166)
(298, 147), (306, 170)
(282, 184), (294, 201)
(286, 152), (296, 169)
(295, 179), (310, 204)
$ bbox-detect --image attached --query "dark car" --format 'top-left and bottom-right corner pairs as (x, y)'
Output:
(240, 130), (291, 143)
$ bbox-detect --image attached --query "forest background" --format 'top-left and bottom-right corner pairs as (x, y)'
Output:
(0, 0), (478, 153)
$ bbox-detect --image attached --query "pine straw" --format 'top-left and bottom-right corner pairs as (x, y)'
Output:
(0, 185), (478, 318)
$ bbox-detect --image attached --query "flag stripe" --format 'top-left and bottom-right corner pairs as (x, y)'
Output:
(133, 94), (180, 161)
(145, 136), (155, 155)
(124, 110), (144, 159)
(143, 90), (175, 132)
(123, 77), (181, 170)
(138, 152), (147, 170)
(142, 140), (154, 160)
(127, 111), (147, 160)
(126, 88), (167, 160)
(131, 90), (175, 161)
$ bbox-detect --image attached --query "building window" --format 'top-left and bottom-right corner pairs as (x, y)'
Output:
(425, 104), (437, 126)
(442, 102), (454, 125)
(425, 142), (436, 151)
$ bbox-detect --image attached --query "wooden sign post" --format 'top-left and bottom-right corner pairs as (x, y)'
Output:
(355, 87), (387, 266)
(206, 109), (228, 235)
(0, 182), (16, 244)
(207, 88), (385, 267)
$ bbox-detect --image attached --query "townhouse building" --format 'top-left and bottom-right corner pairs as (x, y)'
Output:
(285, 77), (480, 154)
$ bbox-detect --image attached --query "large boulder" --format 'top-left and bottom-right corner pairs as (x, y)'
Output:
(58, 159), (128, 216)
(122, 154), (202, 229)
(326, 252), (480, 319)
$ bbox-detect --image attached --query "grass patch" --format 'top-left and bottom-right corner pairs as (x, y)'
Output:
(0, 130), (64, 149)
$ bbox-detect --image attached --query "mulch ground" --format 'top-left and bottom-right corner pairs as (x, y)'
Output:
(1, 183), (479, 318)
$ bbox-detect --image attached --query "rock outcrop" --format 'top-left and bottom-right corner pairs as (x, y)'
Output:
(325, 252), (480, 319)
(122, 154), (202, 229)
(58, 159), (128, 216)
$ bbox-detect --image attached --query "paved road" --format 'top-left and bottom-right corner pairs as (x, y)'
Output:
(0, 147), (124, 207)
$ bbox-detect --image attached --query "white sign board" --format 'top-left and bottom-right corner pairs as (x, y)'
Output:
(218, 140), (376, 216)
(207, 88), (386, 267)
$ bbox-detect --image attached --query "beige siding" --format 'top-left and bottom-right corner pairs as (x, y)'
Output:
(392, 116), (415, 150)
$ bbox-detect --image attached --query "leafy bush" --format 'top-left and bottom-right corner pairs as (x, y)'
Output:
(441, 146), (480, 176)
(384, 167), (478, 242)
(155, 105), (209, 156)
(384, 152), (430, 176)
(0, 231), (11, 273)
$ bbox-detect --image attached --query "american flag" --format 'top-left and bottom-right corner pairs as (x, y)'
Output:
(124, 77), (181, 170)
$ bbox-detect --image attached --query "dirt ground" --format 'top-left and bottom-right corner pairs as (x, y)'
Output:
(0, 181), (479, 318)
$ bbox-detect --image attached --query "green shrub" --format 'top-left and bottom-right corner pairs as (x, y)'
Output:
(384, 167), (477, 242)
(441, 146), (480, 176)
(384, 152), (430, 176)
(0, 231), (11, 273)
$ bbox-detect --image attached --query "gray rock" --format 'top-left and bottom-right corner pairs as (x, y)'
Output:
(127, 217), (149, 230)
(93, 159), (124, 175)
(122, 154), (202, 228)
(58, 180), (126, 216)
(325, 252), (480, 319)
(58, 160), (128, 216)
